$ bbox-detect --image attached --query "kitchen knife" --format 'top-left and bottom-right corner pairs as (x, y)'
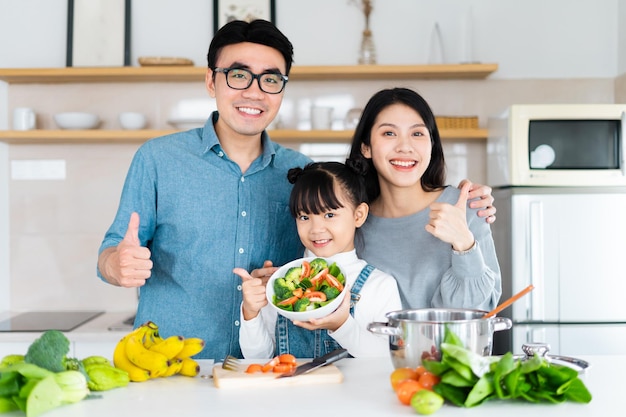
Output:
(278, 348), (349, 378)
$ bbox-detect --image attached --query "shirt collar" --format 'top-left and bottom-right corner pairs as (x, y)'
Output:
(201, 111), (277, 167)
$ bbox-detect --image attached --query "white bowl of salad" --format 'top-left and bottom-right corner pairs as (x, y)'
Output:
(266, 257), (348, 321)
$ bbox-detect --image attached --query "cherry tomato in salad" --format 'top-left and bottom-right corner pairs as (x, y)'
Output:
(300, 261), (311, 279)
(306, 291), (327, 302)
(325, 273), (344, 291)
(310, 268), (328, 285)
(277, 296), (299, 306)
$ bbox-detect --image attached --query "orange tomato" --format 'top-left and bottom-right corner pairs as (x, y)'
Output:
(418, 371), (441, 390)
(414, 365), (427, 378)
(390, 367), (420, 391)
(396, 379), (425, 405)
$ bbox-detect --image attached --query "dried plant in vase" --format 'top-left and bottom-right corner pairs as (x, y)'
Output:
(351, 0), (377, 65)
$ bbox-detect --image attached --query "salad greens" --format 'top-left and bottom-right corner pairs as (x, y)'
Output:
(422, 328), (592, 407)
(272, 258), (345, 312)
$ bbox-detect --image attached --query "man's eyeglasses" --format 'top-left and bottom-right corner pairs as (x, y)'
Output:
(213, 67), (288, 94)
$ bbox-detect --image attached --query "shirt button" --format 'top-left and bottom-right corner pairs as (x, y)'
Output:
(239, 248), (244, 254)
(240, 177), (245, 182)
(234, 320), (240, 326)
(218, 151), (224, 157)
(241, 211), (247, 217)
(237, 284), (242, 291)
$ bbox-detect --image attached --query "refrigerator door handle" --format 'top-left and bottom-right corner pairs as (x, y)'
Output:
(619, 111), (626, 176)
(529, 201), (545, 321)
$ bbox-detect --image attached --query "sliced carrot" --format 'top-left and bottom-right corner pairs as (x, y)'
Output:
(261, 356), (280, 372)
(277, 353), (297, 365)
(245, 363), (263, 374)
(292, 288), (304, 298)
(272, 363), (296, 373)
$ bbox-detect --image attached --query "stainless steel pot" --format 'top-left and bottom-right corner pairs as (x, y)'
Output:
(368, 308), (512, 369)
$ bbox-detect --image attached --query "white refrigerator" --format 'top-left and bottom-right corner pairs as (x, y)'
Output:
(491, 187), (626, 356)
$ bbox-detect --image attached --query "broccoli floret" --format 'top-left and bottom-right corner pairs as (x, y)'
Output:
(322, 286), (341, 301)
(274, 277), (296, 300)
(309, 258), (329, 275)
(293, 297), (311, 312)
(284, 266), (302, 283)
(24, 330), (71, 373)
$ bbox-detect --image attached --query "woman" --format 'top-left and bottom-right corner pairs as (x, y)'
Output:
(347, 87), (501, 311)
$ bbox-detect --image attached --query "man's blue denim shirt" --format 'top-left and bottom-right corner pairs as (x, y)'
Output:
(98, 112), (310, 359)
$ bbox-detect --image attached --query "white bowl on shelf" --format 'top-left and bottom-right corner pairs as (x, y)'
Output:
(119, 112), (147, 130)
(54, 112), (100, 130)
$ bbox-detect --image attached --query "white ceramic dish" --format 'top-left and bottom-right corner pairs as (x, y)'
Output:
(167, 118), (206, 130)
(119, 112), (147, 130)
(54, 112), (100, 130)
(266, 257), (348, 321)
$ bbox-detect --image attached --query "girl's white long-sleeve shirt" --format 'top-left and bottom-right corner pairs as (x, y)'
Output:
(239, 249), (402, 358)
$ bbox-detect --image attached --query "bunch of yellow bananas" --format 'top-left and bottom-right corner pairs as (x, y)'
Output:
(113, 321), (205, 382)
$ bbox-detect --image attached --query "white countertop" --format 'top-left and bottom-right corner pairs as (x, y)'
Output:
(0, 312), (133, 342)
(1, 353), (621, 417)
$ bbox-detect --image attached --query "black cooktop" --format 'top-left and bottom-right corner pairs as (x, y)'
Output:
(0, 311), (104, 332)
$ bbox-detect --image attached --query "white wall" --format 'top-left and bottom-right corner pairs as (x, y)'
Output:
(617, 1), (626, 74)
(0, 0), (621, 79)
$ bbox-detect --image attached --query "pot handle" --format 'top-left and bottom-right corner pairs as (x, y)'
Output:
(367, 322), (402, 337)
(492, 317), (513, 332)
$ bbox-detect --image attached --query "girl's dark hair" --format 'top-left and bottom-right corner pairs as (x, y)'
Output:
(287, 161), (368, 218)
(346, 88), (446, 202)
(207, 19), (294, 75)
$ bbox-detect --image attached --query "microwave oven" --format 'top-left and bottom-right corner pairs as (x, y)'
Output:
(487, 104), (626, 187)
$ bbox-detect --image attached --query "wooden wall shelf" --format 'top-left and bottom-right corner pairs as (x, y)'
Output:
(0, 128), (487, 145)
(0, 63), (498, 84)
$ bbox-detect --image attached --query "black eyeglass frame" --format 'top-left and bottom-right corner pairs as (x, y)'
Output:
(213, 67), (289, 94)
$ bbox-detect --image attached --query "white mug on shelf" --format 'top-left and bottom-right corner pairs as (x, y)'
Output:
(310, 106), (333, 130)
(13, 107), (36, 130)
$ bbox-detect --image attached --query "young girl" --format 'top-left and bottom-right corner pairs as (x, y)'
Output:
(234, 161), (402, 358)
(347, 87), (502, 311)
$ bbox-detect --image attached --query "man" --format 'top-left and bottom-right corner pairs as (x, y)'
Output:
(97, 20), (496, 360)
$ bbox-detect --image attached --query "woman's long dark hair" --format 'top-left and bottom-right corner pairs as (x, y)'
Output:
(346, 88), (446, 202)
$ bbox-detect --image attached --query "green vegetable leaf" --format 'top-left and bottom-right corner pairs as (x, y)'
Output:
(0, 370), (20, 397)
(25, 376), (64, 417)
(433, 382), (469, 407)
(562, 377), (593, 403)
(440, 369), (476, 387)
(464, 373), (495, 407)
(422, 359), (450, 376)
(492, 352), (516, 398)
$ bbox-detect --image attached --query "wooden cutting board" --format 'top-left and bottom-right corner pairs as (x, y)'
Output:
(212, 362), (344, 388)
